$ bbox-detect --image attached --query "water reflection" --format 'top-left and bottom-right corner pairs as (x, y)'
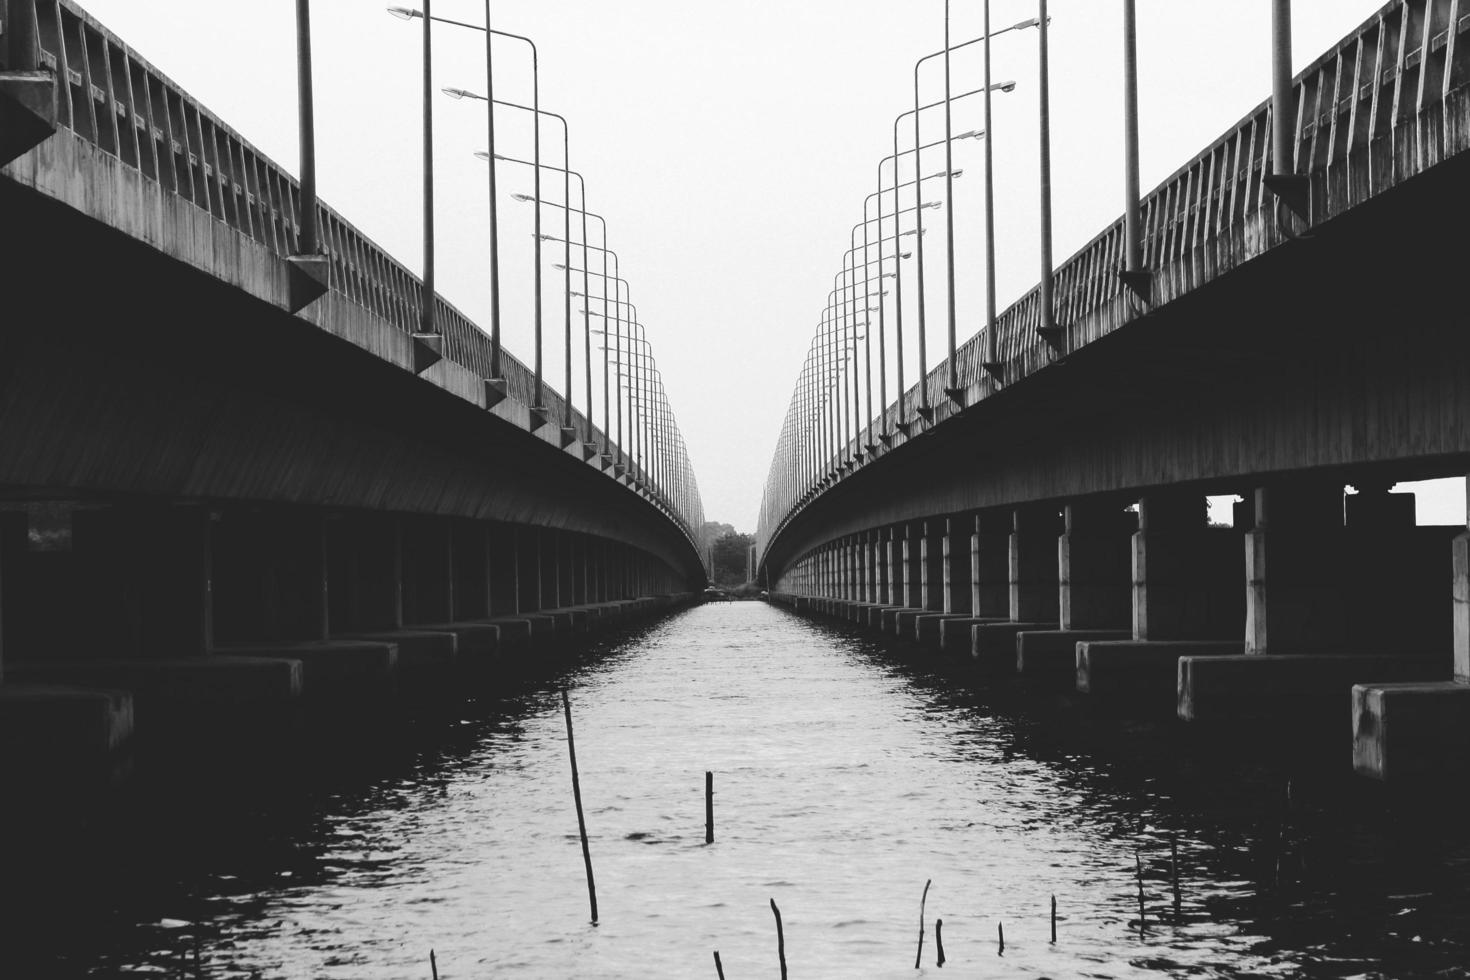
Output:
(4, 602), (1469, 978)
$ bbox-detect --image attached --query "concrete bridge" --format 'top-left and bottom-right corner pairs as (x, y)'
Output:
(0, 1), (706, 782)
(758, 0), (1470, 781)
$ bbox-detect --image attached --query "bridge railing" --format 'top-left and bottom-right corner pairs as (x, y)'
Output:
(760, 0), (1470, 565)
(20, 0), (701, 549)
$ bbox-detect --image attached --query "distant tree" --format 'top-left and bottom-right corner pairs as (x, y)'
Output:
(710, 531), (754, 587)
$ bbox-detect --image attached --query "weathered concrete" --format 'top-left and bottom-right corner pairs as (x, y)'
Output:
(894, 609), (929, 640)
(880, 606), (913, 634)
(412, 623), (501, 662)
(0, 683), (133, 778)
(1058, 503), (1134, 630)
(1010, 506), (1062, 625)
(221, 641), (396, 701)
(8, 656), (302, 707)
(1076, 640), (1244, 699)
(970, 511), (1010, 620)
(971, 622), (1050, 673)
(1178, 653), (1450, 724)
(1351, 681), (1470, 780)
(939, 617), (1008, 657)
(1132, 493), (1243, 641)
(1014, 629), (1130, 681)
(914, 612), (976, 649)
(338, 629), (458, 679)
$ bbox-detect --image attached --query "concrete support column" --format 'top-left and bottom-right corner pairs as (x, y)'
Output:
(558, 531), (575, 607)
(871, 530), (884, 604)
(328, 515), (402, 631)
(215, 508), (326, 643)
(401, 518), (453, 626)
(449, 519), (487, 621)
(540, 529), (560, 609)
(1009, 505), (1062, 625)
(943, 516), (972, 615)
(920, 520), (943, 611)
(1133, 492), (1242, 640)
(886, 528), (899, 606)
(903, 523), (922, 608)
(516, 526), (542, 611)
(1454, 527), (1469, 683)
(971, 510), (1010, 618)
(1244, 483), (1346, 655)
(0, 511), (18, 682)
(486, 523), (519, 615)
(1059, 500), (1135, 630)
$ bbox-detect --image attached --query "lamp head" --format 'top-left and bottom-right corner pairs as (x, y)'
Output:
(442, 87), (471, 100)
(998, 80), (1018, 93)
(386, 6), (420, 20)
(511, 192), (536, 203)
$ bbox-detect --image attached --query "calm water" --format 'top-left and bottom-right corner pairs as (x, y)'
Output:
(7, 602), (1470, 978)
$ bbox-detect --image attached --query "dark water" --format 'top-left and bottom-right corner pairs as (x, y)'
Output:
(6, 602), (1470, 978)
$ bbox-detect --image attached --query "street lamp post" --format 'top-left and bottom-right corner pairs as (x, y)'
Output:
(1118, 0), (1149, 301)
(388, 8), (539, 396)
(1036, 0), (1059, 346)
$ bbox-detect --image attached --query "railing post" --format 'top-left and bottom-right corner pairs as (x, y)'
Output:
(3, 0), (40, 70)
(0, 0), (58, 167)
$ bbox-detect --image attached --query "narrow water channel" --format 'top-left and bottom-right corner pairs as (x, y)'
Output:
(7, 602), (1470, 978)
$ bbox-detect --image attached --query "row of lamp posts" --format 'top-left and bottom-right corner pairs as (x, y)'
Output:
(758, 0), (1302, 559)
(283, 1), (703, 540)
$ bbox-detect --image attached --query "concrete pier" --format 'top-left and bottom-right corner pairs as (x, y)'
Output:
(1014, 628), (1129, 682)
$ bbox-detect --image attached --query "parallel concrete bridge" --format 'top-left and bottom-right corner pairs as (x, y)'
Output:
(757, 0), (1470, 781)
(0, 0), (706, 778)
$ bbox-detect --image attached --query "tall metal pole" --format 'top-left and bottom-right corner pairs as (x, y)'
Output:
(943, 0), (959, 395)
(582, 204), (593, 444)
(889, 123), (908, 430)
(1270, 0), (1294, 177)
(860, 218), (874, 450)
(420, 0), (435, 336)
(871, 195), (889, 442)
(484, 1), (503, 378)
(531, 48), (544, 409)
(1036, 0), (1056, 342)
(294, 0), (319, 256)
(561, 126), (573, 431)
(911, 67), (932, 419)
(1121, 0), (1142, 278)
(981, 0), (999, 374)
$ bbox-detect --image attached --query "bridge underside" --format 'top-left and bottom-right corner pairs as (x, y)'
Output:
(766, 148), (1470, 574)
(0, 177), (697, 575)
(764, 145), (1470, 783)
(0, 160), (703, 786)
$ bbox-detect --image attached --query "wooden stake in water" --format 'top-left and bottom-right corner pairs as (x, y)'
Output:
(915, 878), (932, 969)
(997, 921), (1005, 956)
(705, 770), (714, 845)
(935, 918), (946, 967)
(429, 949), (439, 980)
(1135, 851), (1146, 930)
(770, 898), (788, 980)
(713, 949), (726, 979)
(562, 688), (599, 924)
(1171, 837), (1182, 915)
(1050, 894), (1057, 943)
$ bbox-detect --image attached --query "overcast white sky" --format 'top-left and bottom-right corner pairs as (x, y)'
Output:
(76, 1), (1463, 528)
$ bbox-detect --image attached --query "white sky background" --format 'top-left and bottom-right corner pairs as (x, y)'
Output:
(76, 1), (1464, 529)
